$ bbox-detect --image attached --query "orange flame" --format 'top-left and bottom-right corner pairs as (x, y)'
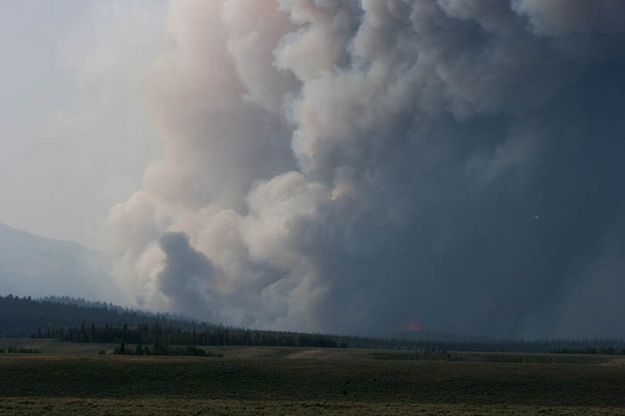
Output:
(405, 322), (422, 332)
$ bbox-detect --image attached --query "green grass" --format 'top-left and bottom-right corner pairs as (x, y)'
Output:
(1, 342), (625, 414)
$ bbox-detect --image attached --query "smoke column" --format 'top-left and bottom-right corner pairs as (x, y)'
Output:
(109, 0), (625, 338)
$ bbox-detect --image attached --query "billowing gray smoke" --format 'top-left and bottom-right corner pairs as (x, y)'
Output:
(109, 0), (625, 338)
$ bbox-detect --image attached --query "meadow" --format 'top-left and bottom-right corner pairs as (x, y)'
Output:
(1, 340), (625, 415)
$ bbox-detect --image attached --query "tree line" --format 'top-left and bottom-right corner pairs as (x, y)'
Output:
(38, 323), (340, 348)
(3, 293), (625, 354)
(0, 293), (201, 337)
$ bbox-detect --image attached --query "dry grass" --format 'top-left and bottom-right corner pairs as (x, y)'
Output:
(1, 398), (625, 416)
(2, 342), (625, 414)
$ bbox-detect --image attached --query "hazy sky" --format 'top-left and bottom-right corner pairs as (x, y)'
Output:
(0, 0), (166, 245)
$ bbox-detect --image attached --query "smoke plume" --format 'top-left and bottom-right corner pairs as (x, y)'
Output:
(109, 0), (625, 337)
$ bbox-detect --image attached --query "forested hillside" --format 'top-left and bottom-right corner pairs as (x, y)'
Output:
(0, 294), (340, 348)
(2, 294), (625, 354)
(0, 294), (193, 337)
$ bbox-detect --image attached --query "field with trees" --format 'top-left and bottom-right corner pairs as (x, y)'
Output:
(3, 295), (625, 414)
(1, 344), (625, 415)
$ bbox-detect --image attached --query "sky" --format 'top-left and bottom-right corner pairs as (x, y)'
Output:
(2, 0), (625, 339)
(0, 0), (166, 245)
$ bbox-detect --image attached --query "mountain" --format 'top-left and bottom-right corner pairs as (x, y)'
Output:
(0, 222), (112, 300)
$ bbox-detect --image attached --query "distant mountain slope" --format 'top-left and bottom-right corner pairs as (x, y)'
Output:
(0, 222), (112, 300)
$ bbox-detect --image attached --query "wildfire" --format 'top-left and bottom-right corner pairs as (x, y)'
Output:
(405, 322), (422, 333)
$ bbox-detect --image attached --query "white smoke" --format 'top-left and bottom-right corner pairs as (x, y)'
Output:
(109, 0), (625, 337)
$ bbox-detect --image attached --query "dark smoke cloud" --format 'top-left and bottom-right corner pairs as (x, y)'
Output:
(110, 0), (625, 338)
(157, 232), (216, 317)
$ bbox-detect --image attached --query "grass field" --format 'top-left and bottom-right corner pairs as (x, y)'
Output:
(1, 340), (625, 415)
